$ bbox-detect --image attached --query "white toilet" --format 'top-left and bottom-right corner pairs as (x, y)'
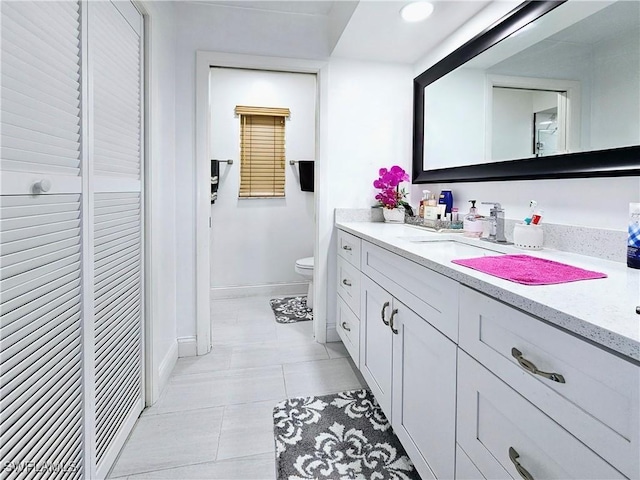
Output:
(295, 256), (314, 309)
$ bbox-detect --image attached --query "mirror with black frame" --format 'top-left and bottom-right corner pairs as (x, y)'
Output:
(413, 0), (640, 183)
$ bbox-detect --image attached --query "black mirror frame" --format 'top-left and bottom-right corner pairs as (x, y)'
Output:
(412, 0), (640, 184)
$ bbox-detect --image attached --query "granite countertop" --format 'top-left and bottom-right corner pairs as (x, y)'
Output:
(336, 221), (640, 363)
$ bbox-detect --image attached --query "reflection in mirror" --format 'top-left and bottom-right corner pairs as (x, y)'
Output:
(533, 107), (559, 157)
(492, 87), (564, 160)
(419, 0), (640, 177)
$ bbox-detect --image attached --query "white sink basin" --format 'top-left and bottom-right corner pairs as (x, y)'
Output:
(396, 235), (508, 256)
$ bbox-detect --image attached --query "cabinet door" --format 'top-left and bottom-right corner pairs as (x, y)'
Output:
(360, 274), (393, 419)
(391, 299), (457, 480)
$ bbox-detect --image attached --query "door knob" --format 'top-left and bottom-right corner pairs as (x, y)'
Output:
(32, 179), (52, 193)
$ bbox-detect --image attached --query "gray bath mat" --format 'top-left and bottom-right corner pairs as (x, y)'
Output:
(269, 296), (313, 323)
(273, 389), (420, 480)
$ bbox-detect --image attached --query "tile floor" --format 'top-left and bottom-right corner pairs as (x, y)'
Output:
(108, 295), (366, 479)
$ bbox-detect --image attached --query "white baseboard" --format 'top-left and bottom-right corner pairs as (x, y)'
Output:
(158, 341), (178, 393)
(210, 282), (308, 300)
(326, 324), (340, 343)
(177, 336), (198, 357)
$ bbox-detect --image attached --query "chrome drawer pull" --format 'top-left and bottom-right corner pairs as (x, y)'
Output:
(509, 447), (535, 480)
(389, 309), (399, 334)
(342, 278), (352, 287)
(341, 321), (351, 332)
(381, 301), (390, 325)
(511, 348), (566, 384)
(342, 245), (352, 251)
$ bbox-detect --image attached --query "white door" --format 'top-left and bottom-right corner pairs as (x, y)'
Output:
(1, 1), (85, 476)
(88, 2), (144, 476)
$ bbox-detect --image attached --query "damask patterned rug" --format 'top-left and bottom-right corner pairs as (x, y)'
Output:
(269, 296), (313, 324)
(273, 389), (421, 480)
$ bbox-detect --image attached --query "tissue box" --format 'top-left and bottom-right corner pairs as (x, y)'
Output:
(513, 223), (543, 250)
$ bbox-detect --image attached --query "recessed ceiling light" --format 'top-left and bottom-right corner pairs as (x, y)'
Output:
(400, 2), (434, 23)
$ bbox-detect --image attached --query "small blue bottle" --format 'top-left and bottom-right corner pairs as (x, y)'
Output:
(438, 190), (453, 214)
(628, 203), (640, 269)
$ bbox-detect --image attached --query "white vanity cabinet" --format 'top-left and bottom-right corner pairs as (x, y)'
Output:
(359, 245), (458, 480)
(334, 225), (640, 480)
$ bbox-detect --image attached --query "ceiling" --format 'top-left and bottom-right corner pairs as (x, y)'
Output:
(191, 0), (496, 64)
(332, 0), (492, 63)
(191, 1), (338, 16)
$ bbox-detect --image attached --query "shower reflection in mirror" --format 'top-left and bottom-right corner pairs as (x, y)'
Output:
(490, 85), (567, 161)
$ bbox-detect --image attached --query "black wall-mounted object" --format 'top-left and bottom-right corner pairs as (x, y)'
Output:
(210, 159), (219, 204)
(412, 0), (640, 184)
(298, 161), (314, 192)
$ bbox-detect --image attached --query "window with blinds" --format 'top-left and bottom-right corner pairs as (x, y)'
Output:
(235, 105), (290, 198)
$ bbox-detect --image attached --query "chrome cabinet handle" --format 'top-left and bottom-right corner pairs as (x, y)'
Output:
(511, 348), (565, 383)
(341, 321), (351, 332)
(381, 301), (390, 325)
(389, 309), (399, 334)
(342, 278), (352, 287)
(342, 245), (352, 251)
(509, 447), (535, 480)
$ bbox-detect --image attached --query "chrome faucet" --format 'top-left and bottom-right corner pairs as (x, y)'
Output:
(481, 202), (508, 243)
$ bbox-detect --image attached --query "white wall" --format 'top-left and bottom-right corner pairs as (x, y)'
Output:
(142, 0), (177, 402)
(174, 2), (332, 339)
(412, 3), (640, 234)
(209, 68), (315, 289)
(321, 58), (413, 337)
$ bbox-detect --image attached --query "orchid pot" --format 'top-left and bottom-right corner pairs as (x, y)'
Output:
(382, 206), (406, 223)
(373, 165), (413, 223)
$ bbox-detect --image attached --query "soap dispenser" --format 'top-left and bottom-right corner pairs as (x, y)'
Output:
(463, 200), (483, 238)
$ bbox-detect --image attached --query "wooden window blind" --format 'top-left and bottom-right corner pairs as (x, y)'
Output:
(236, 106), (290, 198)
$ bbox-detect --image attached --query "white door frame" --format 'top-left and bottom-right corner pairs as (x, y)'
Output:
(195, 52), (328, 355)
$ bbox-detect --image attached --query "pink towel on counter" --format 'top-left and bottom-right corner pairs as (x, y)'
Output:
(451, 254), (607, 285)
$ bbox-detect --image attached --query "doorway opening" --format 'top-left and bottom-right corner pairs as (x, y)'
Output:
(194, 53), (328, 356)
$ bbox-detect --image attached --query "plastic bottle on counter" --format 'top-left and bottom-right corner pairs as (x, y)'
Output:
(463, 200), (483, 238)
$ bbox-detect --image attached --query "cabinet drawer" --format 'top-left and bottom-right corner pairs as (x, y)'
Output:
(457, 351), (625, 480)
(459, 287), (639, 479)
(336, 296), (360, 366)
(337, 229), (361, 269)
(337, 256), (361, 317)
(361, 240), (459, 341)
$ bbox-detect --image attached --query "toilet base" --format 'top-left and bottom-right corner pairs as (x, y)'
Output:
(306, 281), (314, 310)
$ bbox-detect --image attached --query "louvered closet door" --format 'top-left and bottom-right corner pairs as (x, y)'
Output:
(88, 2), (144, 476)
(1, 2), (85, 479)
